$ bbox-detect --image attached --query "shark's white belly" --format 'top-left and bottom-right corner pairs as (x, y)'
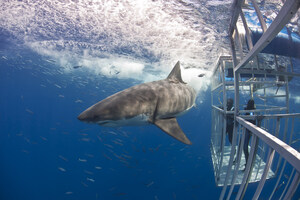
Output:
(98, 105), (194, 127)
(98, 114), (151, 127)
(172, 104), (194, 117)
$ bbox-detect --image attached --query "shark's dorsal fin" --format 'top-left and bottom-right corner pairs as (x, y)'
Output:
(154, 118), (192, 145)
(167, 61), (186, 84)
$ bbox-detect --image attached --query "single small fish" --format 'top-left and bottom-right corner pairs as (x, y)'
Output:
(45, 59), (56, 63)
(24, 137), (31, 144)
(54, 84), (62, 88)
(40, 136), (48, 141)
(108, 131), (117, 135)
(291, 138), (300, 144)
(84, 170), (93, 175)
(58, 167), (66, 172)
(112, 140), (123, 146)
(25, 109), (34, 115)
(86, 177), (95, 182)
(85, 154), (94, 158)
(155, 144), (162, 151)
(58, 155), (68, 162)
(65, 191), (73, 195)
(97, 135), (103, 142)
(275, 181), (285, 192)
(102, 153), (112, 160)
(104, 144), (114, 149)
(122, 154), (132, 159)
(79, 128), (90, 132)
(21, 149), (30, 154)
(81, 138), (90, 142)
(16, 133), (23, 136)
(146, 181), (154, 188)
(284, 174), (289, 179)
(179, 147), (186, 151)
(114, 193), (127, 196)
(81, 182), (88, 187)
(78, 158), (87, 162)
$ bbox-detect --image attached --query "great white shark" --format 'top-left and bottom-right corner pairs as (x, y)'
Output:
(77, 61), (196, 144)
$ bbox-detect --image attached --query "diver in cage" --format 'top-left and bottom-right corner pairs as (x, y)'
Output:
(226, 98), (234, 145)
(243, 99), (256, 169)
(218, 98), (234, 154)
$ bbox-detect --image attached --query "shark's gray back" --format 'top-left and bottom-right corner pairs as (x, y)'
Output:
(90, 79), (195, 122)
(149, 79), (195, 120)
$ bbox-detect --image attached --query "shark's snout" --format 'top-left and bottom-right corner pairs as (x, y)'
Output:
(77, 107), (103, 123)
(77, 112), (87, 121)
(77, 109), (97, 122)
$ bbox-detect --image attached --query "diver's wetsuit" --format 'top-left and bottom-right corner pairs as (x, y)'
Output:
(243, 99), (256, 166)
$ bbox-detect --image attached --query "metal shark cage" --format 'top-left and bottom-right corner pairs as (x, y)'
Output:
(211, 0), (300, 199)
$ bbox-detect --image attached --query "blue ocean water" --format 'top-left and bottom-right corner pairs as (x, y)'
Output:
(0, 45), (219, 200)
(3, 45), (299, 200)
(1, 1), (300, 199)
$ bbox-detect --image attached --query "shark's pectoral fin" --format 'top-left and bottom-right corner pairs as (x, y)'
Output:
(153, 118), (192, 145)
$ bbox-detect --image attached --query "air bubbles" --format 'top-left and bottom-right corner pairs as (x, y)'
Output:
(0, 0), (233, 98)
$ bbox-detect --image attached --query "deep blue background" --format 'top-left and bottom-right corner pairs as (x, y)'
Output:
(0, 47), (220, 200)
(1, 42), (299, 199)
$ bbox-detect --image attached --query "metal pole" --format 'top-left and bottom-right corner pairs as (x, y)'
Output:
(235, 134), (259, 200)
(252, 148), (275, 200)
(250, 0), (268, 32)
(235, 0), (300, 72)
(226, 126), (246, 200)
(283, 171), (300, 200)
(279, 168), (295, 200)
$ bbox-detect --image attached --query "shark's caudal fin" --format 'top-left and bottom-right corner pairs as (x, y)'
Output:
(167, 61), (186, 84)
(154, 118), (192, 145)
